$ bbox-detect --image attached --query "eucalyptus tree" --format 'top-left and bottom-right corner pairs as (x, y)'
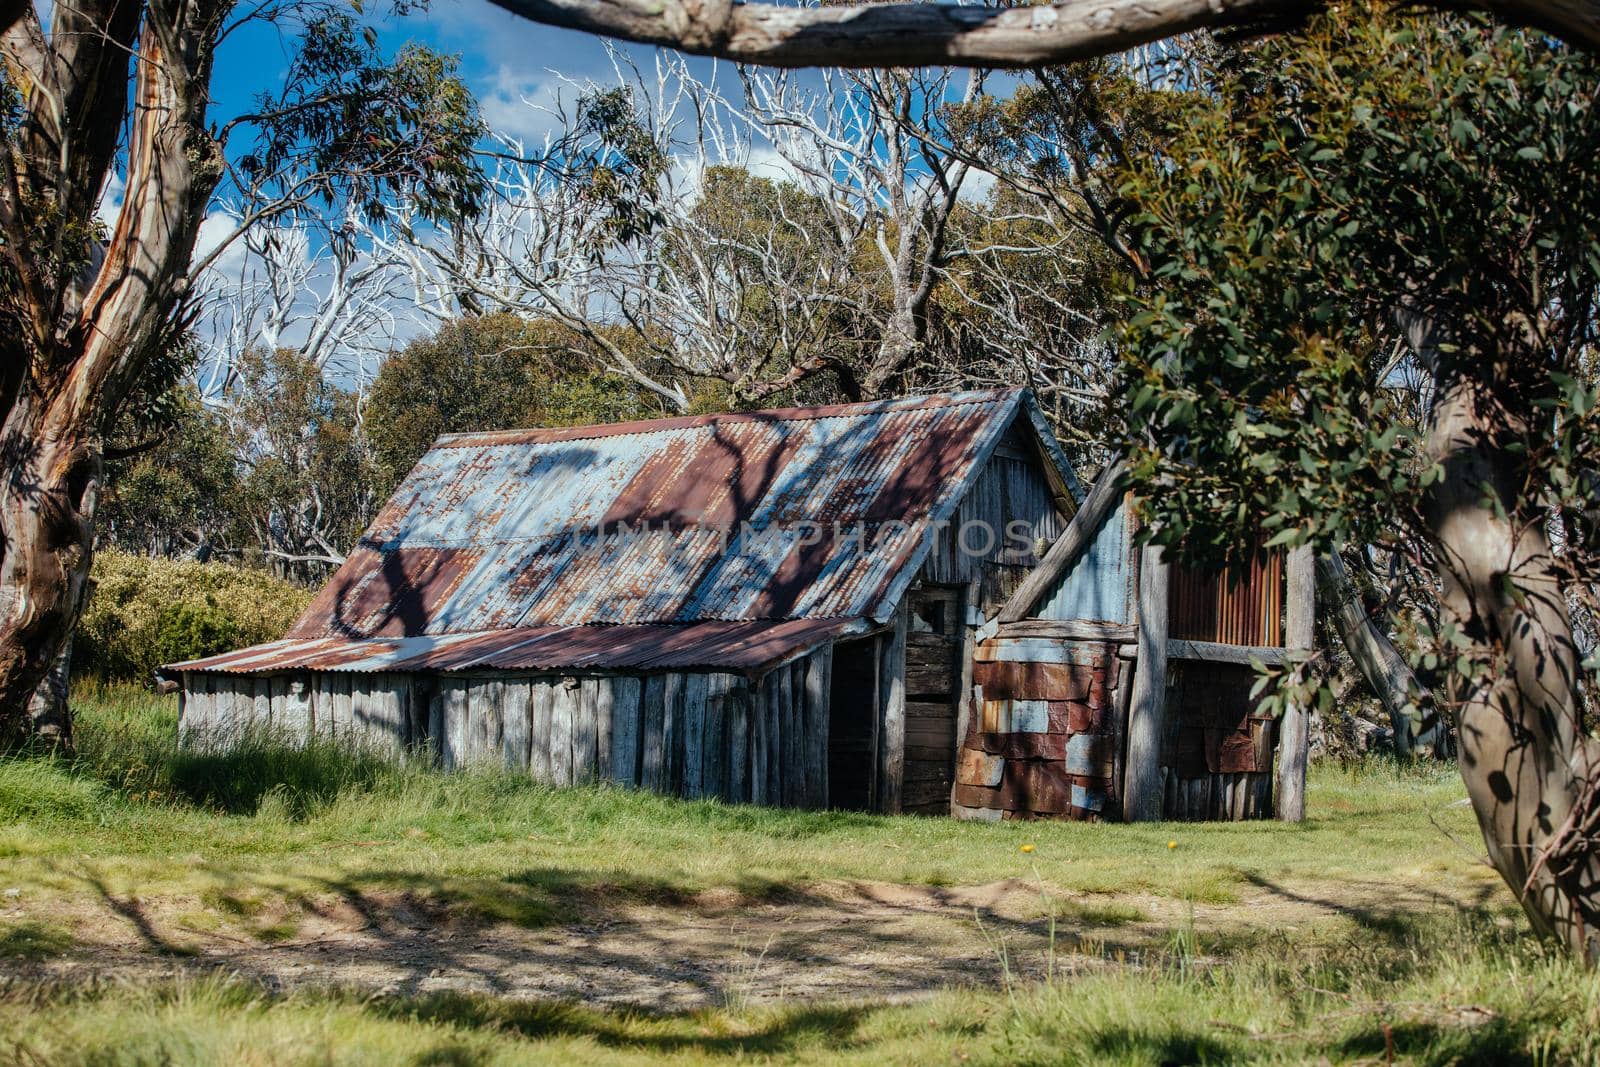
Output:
(0, 0), (483, 746)
(1112, 8), (1600, 957)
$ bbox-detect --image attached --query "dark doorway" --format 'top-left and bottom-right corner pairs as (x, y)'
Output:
(902, 586), (962, 815)
(827, 636), (879, 811)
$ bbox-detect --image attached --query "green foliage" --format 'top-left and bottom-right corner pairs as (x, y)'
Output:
(231, 347), (378, 577)
(239, 16), (485, 226)
(365, 313), (670, 491)
(1112, 8), (1600, 567)
(74, 552), (311, 685)
(573, 86), (670, 245)
(100, 389), (241, 558)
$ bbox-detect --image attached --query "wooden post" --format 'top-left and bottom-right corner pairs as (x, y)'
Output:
(876, 600), (908, 815)
(1124, 543), (1169, 822)
(1277, 544), (1316, 822)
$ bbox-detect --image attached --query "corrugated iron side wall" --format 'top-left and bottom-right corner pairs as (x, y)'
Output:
(1034, 496), (1132, 625)
(1168, 552), (1285, 647)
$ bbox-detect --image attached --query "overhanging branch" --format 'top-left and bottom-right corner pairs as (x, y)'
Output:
(481, 0), (1600, 68)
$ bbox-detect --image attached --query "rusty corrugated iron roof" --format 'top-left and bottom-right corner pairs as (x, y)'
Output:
(166, 618), (871, 676)
(174, 388), (1073, 675)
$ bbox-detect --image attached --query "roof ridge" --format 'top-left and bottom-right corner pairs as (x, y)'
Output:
(429, 388), (1024, 451)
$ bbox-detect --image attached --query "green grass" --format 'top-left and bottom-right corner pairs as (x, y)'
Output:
(2, 683), (1493, 928)
(0, 683), (1573, 1064)
(2, 910), (1595, 1065)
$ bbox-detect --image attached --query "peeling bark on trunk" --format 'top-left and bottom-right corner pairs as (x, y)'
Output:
(27, 636), (75, 749)
(1424, 357), (1600, 963)
(0, 402), (101, 749)
(0, 8), (219, 747)
(1318, 549), (1447, 758)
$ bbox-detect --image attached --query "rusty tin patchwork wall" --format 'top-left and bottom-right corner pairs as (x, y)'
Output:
(952, 638), (1122, 821)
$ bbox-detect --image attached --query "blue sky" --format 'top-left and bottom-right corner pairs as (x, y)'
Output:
(209, 0), (708, 145)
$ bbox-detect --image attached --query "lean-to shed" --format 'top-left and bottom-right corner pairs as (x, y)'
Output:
(164, 388), (1312, 821)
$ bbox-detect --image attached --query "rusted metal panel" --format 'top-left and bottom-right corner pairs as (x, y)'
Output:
(170, 389), (1091, 684)
(1169, 550), (1285, 648)
(166, 618), (871, 676)
(282, 390), (1029, 647)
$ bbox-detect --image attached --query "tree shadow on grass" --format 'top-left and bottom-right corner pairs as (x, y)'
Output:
(1336, 1017), (1547, 1067)
(1235, 870), (1501, 948)
(371, 992), (873, 1058)
(280, 865), (1087, 1007)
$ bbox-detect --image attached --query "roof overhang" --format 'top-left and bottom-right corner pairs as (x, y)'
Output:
(160, 618), (877, 680)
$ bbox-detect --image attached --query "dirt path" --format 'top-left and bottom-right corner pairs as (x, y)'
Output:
(8, 871), (1506, 1011)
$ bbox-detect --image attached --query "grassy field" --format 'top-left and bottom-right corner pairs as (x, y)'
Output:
(1, 683), (1594, 1065)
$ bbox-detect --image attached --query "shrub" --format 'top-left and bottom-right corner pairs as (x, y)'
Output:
(75, 551), (313, 685)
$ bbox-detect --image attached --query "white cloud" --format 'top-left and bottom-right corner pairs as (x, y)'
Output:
(95, 171), (125, 230)
(192, 210), (249, 279)
(958, 166), (998, 205)
(478, 65), (567, 149)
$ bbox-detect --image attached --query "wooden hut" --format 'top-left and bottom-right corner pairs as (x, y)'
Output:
(162, 389), (1312, 821)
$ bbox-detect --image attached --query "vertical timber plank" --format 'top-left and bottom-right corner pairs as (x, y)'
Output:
(501, 679), (531, 771)
(702, 675), (727, 801)
(663, 673), (684, 794)
(253, 677), (271, 727)
(804, 647), (832, 810)
(777, 664), (798, 807)
(608, 676), (642, 785)
(682, 673), (708, 799)
(443, 679), (471, 770)
(1125, 543), (1170, 822)
(640, 674), (667, 791)
(283, 674), (312, 744)
(595, 678), (615, 782)
(550, 678), (577, 786)
(268, 675), (289, 735)
(751, 673), (770, 806)
(876, 601), (907, 815)
(764, 670), (782, 805)
(726, 682), (749, 803)
(331, 674), (354, 741)
(574, 678), (599, 782)
(530, 680), (555, 783)
(1277, 544), (1315, 822)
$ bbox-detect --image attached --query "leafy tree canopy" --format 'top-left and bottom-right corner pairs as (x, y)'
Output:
(365, 314), (678, 492)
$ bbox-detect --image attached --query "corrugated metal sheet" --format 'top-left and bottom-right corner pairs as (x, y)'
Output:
(1036, 495), (1132, 624)
(170, 390), (1084, 676)
(285, 389), (1029, 645)
(1170, 552), (1284, 647)
(169, 619), (870, 676)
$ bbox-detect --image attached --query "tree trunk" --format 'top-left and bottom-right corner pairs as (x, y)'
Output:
(27, 637), (75, 750)
(0, 394), (101, 750)
(1424, 358), (1600, 963)
(1318, 549), (1447, 758)
(862, 306), (920, 400)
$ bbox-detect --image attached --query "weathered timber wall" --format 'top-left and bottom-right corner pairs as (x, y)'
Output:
(951, 637), (1122, 821)
(921, 422), (1068, 617)
(178, 651), (833, 808)
(903, 587), (961, 816)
